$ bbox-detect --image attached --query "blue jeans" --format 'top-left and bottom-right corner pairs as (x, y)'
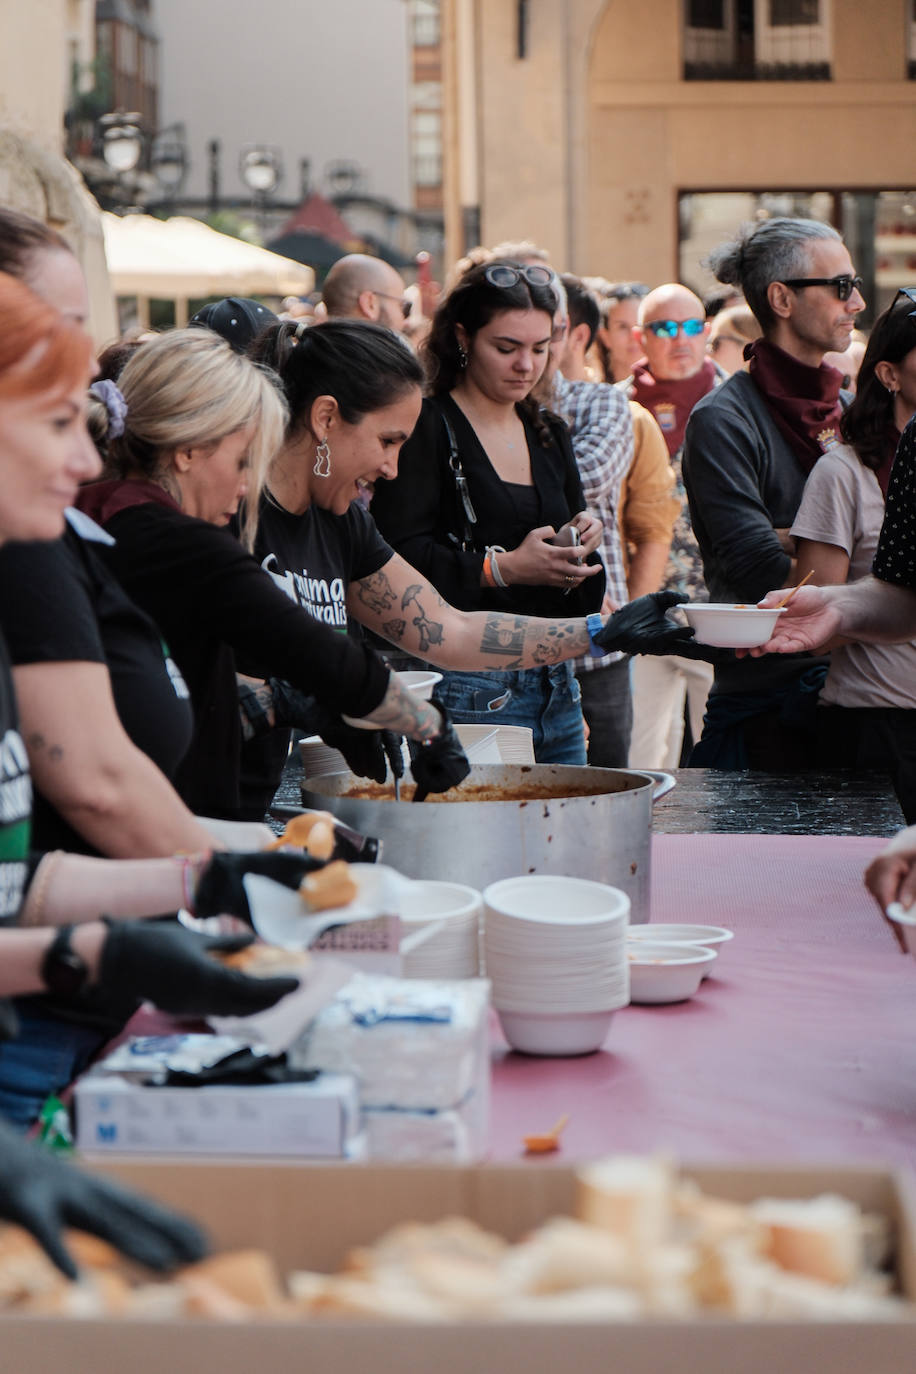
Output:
(433, 662), (587, 765)
(0, 1007), (108, 1132)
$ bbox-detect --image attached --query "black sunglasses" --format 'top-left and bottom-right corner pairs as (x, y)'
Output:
(781, 275), (864, 302)
(373, 291), (412, 319)
(484, 264), (557, 290)
(891, 287), (916, 313)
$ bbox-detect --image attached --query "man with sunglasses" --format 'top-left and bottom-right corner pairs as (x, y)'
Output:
(618, 283), (725, 770)
(681, 216), (865, 770)
(322, 253), (412, 334)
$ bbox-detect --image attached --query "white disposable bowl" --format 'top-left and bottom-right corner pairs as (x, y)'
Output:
(886, 903), (916, 957)
(676, 603), (786, 649)
(627, 923), (733, 978)
(395, 670), (443, 700)
(498, 1008), (616, 1056)
(484, 875), (631, 926)
(628, 943), (717, 1004)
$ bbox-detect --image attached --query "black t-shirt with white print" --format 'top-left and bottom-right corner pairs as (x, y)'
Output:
(0, 514), (194, 855)
(236, 497), (393, 817)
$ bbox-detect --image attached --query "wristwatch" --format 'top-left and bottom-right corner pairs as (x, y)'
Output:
(40, 925), (90, 997)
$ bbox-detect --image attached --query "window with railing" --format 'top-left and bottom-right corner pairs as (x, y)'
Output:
(410, 0), (440, 48)
(412, 110), (442, 188)
(684, 0), (831, 80)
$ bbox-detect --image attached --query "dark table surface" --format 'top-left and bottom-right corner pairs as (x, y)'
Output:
(272, 754), (906, 838)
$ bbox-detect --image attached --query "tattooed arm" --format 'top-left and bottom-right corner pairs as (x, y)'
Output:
(348, 555), (594, 670)
(11, 661), (218, 859)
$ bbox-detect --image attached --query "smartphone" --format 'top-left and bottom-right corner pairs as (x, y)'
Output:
(553, 523), (582, 594)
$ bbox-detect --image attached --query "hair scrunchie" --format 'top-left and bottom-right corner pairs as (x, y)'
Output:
(89, 379), (128, 439)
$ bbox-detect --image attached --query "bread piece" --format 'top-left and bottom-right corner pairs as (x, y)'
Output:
(503, 1218), (631, 1295)
(218, 944), (311, 978)
(300, 860), (358, 912)
(179, 1248), (287, 1311)
(499, 1285), (644, 1322)
(304, 819), (335, 860)
(311, 1275), (451, 1322)
(347, 1217), (507, 1277)
(575, 1155), (674, 1250)
(750, 1194), (865, 1287)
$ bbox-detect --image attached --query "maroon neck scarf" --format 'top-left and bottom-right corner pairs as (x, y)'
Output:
(628, 357), (719, 456)
(747, 339), (844, 474)
(76, 477), (181, 528)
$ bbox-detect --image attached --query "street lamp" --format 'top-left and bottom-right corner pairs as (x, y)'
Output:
(239, 144), (284, 235)
(99, 112), (144, 212)
(150, 123), (188, 203)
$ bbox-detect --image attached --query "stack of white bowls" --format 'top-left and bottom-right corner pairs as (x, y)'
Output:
(483, 875), (630, 1056)
(399, 880), (483, 980)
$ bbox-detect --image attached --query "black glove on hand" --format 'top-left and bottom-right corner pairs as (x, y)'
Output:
(317, 714), (405, 785)
(0, 1115), (207, 1279)
(99, 921), (300, 1017)
(408, 699), (471, 802)
(591, 592), (733, 663)
(194, 850), (326, 925)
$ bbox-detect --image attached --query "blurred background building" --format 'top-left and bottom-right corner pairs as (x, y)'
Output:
(443, 0), (916, 323)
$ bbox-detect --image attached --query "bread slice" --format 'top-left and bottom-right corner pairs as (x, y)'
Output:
(750, 1194), (866, 1287)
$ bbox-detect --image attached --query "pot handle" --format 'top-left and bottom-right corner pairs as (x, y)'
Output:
(648, 771), (677, 803)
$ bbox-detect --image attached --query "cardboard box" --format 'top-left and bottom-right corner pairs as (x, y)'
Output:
(73, 1072), (361, 1158)
(3, 1161), (916, 1373)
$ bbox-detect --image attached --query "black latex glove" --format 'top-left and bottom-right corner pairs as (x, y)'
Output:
(0, 1115), (207, 1279)
(194, 850), (326, 926)
(98, 921), (300, 1017)
(408, 699), (471, 802)
(591, 591), (733, 663)
(317, 714), (405, 786)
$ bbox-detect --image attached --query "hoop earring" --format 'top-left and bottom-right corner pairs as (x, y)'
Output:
(314, 439), (331, 478)
(458, 344), (468, 369)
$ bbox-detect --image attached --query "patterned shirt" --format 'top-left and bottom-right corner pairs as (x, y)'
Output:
(553, 374), (634, 669)
(873, 416), (916, 588)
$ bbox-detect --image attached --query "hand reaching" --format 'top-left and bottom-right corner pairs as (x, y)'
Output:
(0, 1115), (207, 1279)
(744, 586), (842, 657)
(864, 826), (916, 952)
(408, 699), (471, 801)
(99, 922), (301, 1017)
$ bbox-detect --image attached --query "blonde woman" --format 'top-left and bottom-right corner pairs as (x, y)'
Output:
(77, 329), (468, 817)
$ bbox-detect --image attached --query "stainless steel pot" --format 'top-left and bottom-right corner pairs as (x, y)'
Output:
(300, 765), (674, 925)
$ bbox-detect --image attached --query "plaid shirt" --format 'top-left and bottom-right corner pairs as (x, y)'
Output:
(553, 374), (634, 670)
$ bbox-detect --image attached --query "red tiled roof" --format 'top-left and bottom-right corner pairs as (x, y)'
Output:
(276, 193), (353, 245)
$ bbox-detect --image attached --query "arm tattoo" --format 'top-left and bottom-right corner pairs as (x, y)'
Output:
(356, 570), (398, 616)
(364, 678), (439, 738)
(479, 615), (527, 658)
(402, 584), (444, 655)
(26, 732), (64, 764)
(381, 618), (407, 643)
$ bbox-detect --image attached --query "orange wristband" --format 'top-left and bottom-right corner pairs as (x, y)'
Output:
(482, 553), (497, 588)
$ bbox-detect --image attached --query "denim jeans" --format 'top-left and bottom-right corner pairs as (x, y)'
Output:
(0, 1007), (108, 1132)
(433, 662), (587, 765)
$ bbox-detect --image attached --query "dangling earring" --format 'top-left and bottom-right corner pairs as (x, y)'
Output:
(458, 343), (468, 369)
(314, 439), (331, 478)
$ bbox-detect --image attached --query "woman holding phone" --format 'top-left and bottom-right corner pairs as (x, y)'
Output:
(370, 260), (606, 763)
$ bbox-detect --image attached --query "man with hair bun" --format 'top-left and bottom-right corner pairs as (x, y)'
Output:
(682, 216), (866, 769)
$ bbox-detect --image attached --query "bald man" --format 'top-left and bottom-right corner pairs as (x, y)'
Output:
(618, 283), (724, 771)
(322, 254), (411, 333)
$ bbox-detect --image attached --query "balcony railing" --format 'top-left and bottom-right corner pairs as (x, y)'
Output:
(684, 58), (831, 79)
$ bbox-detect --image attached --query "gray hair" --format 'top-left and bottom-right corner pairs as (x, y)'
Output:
(705, 217), (842, 330)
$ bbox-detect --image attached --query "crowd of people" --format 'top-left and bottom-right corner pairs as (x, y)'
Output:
(2, 198), (916, 1277)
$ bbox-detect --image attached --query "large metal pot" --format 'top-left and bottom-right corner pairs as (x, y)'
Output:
(300, 765), (674, 925)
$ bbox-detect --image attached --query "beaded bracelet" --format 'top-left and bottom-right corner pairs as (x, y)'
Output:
(20, 850), (65, 927)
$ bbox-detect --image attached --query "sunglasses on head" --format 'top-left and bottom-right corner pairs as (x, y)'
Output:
(781, 275), (864, 302)
(645, 318), (705, 339)
(485, 264), (556, 290)
(891, 287), (916, 315)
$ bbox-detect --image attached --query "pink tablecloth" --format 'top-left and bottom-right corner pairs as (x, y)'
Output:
(490, 833), (916, 1166)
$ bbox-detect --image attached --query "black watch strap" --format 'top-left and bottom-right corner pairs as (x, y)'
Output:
(40, 924), (90, 997)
